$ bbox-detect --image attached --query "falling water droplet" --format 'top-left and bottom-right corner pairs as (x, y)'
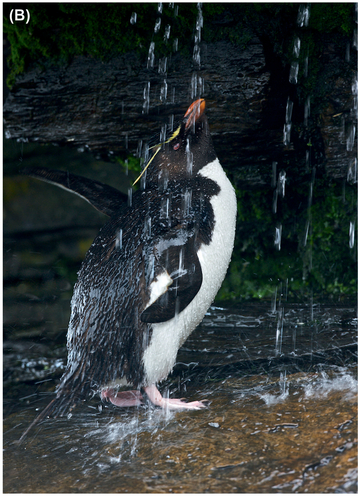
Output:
(160, 79), (167, 102)
(137, 139), (143, 158)
(164, 24), (171, 42)
(168, 114), (174, 132)
(154, 17), (161, 33)
(160, 123), (167, 143)
(275, 307), (284, 355)
(147, 42), (155, 69)
(158, 56), (167, 75)
(271, 161), (277, 188)
(271, 287), (277, 313)
(278, 170), (286, 197)
(274, 224), (282, 251)
(347, 158), (357, 184)
(173, 38), (178, 52)
(186, 138), (193, 176)
(353, 27), (357, 49)
(283, 97), (293, 145)
(273, 189), (278, 214)
(351, 76), (357, 115)
(190, 3), (204, 99)
(143, 82), (150, 114)
(130, 12), (137, 24)
(289, 61), (299, 84)
(160, 197), (170, 219)
(293, 37), (301, 58)
(279, 370), (288, 397)
(183, 189), (192, 216)
(349, 221), (355, 249)
(116, 229), (123, 249)
(297, 4), (310, 27)
(304, 55), (309, 77)
(346, 124), (355, 151)
(144, 216), (152, 239)
(128, 187), (133, 207)
(157, 2), (163, 14)
(303, 220), (310, 247)
(304, 96), (310, 126)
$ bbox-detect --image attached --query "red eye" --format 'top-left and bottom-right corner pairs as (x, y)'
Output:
(173, 143), (180, 150)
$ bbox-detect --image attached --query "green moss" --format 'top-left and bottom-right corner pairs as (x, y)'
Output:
(3, 177), (29, 204)
(217, 167), (357, 302)
(309, 4), (356, 36)
(3, 3), (256, 87)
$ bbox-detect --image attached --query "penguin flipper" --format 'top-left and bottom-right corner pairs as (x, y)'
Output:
(21, 167), (127, 217)
(141, 235), (203, 323)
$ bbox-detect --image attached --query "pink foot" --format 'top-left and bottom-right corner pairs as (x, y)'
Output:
(101, 388), (143, 407)
(143, 385), (207, 411)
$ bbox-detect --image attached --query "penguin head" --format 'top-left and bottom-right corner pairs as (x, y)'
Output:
(135, 99), (217, 187)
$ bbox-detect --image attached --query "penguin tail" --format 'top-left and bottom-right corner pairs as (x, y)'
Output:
(17, 393), (79, 444)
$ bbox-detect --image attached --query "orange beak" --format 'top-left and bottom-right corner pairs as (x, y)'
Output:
(184, 98), (206, 131)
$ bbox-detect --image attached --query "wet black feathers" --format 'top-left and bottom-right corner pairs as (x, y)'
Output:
(59, 178), (219, 396)
(19, 104), (220, 438)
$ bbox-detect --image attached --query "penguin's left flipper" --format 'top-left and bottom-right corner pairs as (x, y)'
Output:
(141, 235), (202, 324)
(21, 166), (127, 217)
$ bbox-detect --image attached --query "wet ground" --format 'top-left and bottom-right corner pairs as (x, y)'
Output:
(3, 301), (357, 493)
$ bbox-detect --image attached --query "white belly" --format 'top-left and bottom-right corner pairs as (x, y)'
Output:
(143, 158), (237, 385)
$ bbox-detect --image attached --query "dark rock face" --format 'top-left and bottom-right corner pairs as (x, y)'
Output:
(4, 34), (356, 183)
(4, 38), (277, 174)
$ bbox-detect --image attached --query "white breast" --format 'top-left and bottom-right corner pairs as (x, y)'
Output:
(143, 158), (237, 385)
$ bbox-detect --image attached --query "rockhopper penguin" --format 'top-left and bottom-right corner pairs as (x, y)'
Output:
(20, 99), (237, 439)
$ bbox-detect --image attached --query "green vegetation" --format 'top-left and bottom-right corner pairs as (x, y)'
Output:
(5, 4), (355, 87)
(3, 3), (249, 87)
(218, 169), (357, 301)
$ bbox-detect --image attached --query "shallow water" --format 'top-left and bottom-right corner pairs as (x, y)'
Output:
(3, 303), (357, 493)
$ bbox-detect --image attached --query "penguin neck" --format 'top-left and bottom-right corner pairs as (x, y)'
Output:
(144, 135), (217, 188)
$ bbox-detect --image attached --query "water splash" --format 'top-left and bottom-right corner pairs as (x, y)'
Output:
(259, 371), (289, 405)
(303, 368), (357, 400)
